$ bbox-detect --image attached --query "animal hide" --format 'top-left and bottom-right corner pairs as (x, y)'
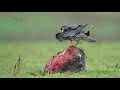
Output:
(44, 46), (87, 74)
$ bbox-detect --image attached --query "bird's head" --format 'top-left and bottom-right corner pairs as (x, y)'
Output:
(56, 32), (64, 42)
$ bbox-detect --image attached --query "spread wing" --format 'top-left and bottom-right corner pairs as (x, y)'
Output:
(61, 24), (83, 38)
(61, 30), (76, 38)
(75, 24), (88, 35)
(60, 24), (88, 38)
(69, 25), (83, 30)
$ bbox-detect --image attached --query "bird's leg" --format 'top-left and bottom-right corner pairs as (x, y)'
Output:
(70, 40), (73, 46)
(75, 39), (80, 47)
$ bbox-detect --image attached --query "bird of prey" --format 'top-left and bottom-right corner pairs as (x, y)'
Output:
(56, 24), (96, 46)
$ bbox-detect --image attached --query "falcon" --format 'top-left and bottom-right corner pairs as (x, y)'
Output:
(56, 24), (96, 46)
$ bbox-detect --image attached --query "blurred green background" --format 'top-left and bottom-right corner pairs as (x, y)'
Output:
(0, 12), (120, 78)
(0, 12), (120, 42)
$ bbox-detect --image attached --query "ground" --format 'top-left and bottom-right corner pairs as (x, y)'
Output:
(0, 41), (120, 78)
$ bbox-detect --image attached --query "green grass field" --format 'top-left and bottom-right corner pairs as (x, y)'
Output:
(0, 41), (120, 78)
(0, 12), (120, 78)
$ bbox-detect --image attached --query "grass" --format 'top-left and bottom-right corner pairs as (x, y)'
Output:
(0, 12), (120, 78)
(0, 41), (120, 78)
